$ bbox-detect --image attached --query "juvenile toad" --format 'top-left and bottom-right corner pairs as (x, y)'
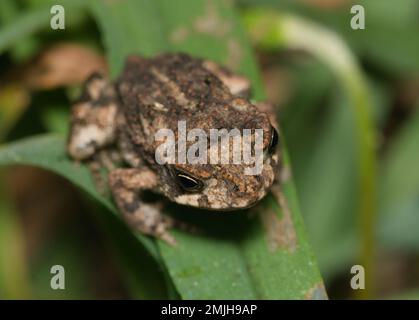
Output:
(67, 53), (281, 244)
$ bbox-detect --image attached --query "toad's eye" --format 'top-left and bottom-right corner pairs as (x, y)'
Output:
(173, 169), (204, 192)
(268, 126), (279, 154)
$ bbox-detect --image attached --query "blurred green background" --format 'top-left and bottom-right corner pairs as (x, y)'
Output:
(0, 0), (419, 299)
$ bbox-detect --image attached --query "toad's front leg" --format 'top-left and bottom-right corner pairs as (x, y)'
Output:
(67, 73), (121, 192)
(109, 168), (180, 245)
(67, 73), (118, 161)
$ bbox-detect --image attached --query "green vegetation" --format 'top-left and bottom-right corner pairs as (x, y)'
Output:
(0, 0), (418, 300)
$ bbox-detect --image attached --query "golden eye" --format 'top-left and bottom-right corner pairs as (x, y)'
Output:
(268, 126), (279, 154)
(173, 169), (204, 192)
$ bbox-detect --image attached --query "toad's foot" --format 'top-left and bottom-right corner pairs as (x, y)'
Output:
(109, 168), (196, 245)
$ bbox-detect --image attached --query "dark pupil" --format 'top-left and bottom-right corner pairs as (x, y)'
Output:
(177, 173), (202, 192)
(269, 127), (279, 154)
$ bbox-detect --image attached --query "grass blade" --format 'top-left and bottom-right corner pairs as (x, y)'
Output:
(89, 0), (325, 299)
(0, 134), (168, 299)
(0, 0), (325, 299)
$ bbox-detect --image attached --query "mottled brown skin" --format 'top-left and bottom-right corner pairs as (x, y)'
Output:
(67, 53), (281, 244)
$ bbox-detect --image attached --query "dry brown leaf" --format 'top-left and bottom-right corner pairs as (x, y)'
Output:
(24, 43), (107, 90)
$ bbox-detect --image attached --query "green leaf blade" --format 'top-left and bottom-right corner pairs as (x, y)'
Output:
(0, 0), (325, 299)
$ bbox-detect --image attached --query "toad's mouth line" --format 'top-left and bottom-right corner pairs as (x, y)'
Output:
(173, 186), (269, 211)
(176, 199), (261, 212)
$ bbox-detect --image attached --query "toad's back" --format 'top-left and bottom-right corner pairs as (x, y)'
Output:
(114, 53), (248, 162)
(116, 53), (232, 125)
(114, 53), (270, 165)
